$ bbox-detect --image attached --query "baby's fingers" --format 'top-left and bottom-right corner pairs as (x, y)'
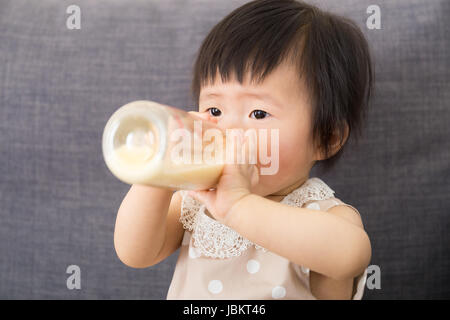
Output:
(250, 164), (259, 188)
(188, 111), (218, 124)
(240, 135), (259, 185)
(243, 134), (258, 166)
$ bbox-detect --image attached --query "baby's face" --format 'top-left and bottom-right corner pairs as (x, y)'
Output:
(198, 62), (320, 196)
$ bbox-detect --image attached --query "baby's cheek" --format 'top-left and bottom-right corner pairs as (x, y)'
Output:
(253, 128), (305, 175)
(254, 129), (281, 167)
(278, 137), (310, 173)
(278, 144), (297, 171)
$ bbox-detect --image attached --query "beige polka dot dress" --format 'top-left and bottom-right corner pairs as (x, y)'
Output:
(166, 177), (368, 300)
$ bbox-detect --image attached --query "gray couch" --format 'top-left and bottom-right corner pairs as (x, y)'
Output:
(0, 0), (449, 299)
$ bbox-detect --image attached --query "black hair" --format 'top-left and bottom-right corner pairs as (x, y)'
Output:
(191, 0), (373, 173)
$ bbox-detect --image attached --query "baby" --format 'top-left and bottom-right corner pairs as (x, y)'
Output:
(114, 0), (373, 300)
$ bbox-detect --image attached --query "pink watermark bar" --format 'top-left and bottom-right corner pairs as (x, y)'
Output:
(170, 120), (279, 175)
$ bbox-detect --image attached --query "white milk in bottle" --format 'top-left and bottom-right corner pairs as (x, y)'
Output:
(102, 100), (225, 190)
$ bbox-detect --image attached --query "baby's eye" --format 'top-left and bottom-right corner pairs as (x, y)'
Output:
(206, 107), (222, 117)
(250, 109), (270, 119)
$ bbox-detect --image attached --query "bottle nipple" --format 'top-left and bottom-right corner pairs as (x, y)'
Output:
(125, 128), (155, 160)
(113, 118), (158, 166)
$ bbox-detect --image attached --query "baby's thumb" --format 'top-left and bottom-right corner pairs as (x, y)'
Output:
(250, 165), (260, 188)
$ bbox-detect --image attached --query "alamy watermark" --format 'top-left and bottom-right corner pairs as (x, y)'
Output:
(64, 264), (381, 291)
(366, 5), (381, 30)
(167, 121), (280, 175)
(66, 265), (81, 290)
(66, 4), (381, 31)
(366, 264), (381, 290)
(66, 5), (81, 30)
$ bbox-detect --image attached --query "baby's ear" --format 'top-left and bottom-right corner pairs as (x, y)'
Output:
(314, 124), (349, 161)
(327, 124), (350, 157)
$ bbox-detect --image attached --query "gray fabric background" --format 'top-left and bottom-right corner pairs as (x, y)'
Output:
(0, 0), (449, 299)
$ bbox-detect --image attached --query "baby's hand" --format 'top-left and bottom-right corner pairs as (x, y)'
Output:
(188, 134), (259, 226)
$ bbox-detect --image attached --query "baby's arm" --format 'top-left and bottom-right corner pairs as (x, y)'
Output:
(227, 194), (371, 281)
(114, 185), (184, 268)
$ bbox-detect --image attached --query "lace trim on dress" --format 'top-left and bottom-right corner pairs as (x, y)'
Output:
(280, 177), (335, 207)
(179, 177), (335, 259)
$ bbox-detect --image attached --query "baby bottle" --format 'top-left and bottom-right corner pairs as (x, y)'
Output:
(102, 100), (225, 190)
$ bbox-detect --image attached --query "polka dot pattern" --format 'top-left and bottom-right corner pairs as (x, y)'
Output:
(306, 202), (321, 210)
(208, 280), (223, 294)
(169, 178), (371, 300)
(272, 286), (286, 299)
(246, 259), (260, 274)
(188, 245), (201, 259)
